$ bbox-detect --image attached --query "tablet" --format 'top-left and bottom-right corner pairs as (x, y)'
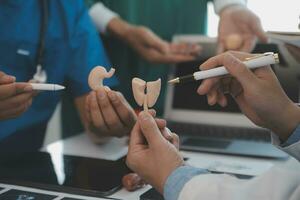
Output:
(0, 152), (130, 198)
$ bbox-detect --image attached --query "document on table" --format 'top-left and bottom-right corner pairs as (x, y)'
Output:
(42, 134), (128, 161)
(183, 151), (274, 176)
(0, 183), (118, 200)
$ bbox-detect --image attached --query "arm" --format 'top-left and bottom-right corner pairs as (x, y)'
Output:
(89, 2), (119, 33)
(89, 3), (200, 64)
(172, 164), (300, 200)
(197, 51), (300, 158)
(126, 112), (300, 200)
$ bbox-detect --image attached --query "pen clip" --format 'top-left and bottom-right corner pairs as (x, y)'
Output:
(245, 52), (274, 61)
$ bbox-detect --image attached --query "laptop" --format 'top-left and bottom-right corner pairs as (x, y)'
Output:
(164, 35), (290, 158)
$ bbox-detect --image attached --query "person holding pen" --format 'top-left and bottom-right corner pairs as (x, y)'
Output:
(0, 0), (135, 151)
(126, 51), (300, 200)
(0, 0), (181, 151)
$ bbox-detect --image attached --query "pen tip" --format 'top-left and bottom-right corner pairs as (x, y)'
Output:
(168, 78), (179, 84)
(56, 85), (65, 90)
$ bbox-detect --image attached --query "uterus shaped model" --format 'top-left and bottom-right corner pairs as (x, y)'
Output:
(132, 78), (161, 111)
(88, 66), (115, 90)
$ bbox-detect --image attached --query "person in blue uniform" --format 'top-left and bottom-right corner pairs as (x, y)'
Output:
(0, 0), (136, 151)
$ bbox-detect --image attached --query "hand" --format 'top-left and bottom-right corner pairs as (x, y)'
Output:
(126, 111), (183, 194)
(85, 87), (137, 140)
(197, 51), (300, 141)
(0, 71), (34, 120)
(218, 5), (268, 53)
(107, 18), (201, 64)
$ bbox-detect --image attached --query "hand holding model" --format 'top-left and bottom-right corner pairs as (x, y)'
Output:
(126, 111), (182, 193)
(86, 66), (171, 142)
(85, 66), (136, 140)
(107, 18), (201, 64)
(218, 5), (268, 52)
(0, 71), (35, 120)
(197, 51), (300, 142)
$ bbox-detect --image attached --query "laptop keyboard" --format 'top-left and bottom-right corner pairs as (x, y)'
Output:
(167, 121), (271, 142)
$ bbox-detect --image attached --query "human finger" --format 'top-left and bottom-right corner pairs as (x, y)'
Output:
(0, 92), (34, 110)
(129, 122), (144, 147)
(107, 90), (136, 127)
(0, 101), (30, 120)
(171, 132), (180, 150)
(0, 72), (16, 84)
(96, 88), (124, 130)
(197, 78), (220, 95)
(249, 17), (268, 43)
(85, 94), (92, 123)
(138, 111), (164, 146)
(0, 82), (32, 100)
(217, 92), (228, 107)
(156, 118), (167, 130)
(89, 91), (108, 132)
(222, 53), (258, 86)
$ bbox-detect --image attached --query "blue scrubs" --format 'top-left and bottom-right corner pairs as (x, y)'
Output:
(0, 0), (118, 150)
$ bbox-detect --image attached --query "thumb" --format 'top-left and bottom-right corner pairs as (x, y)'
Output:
(138, 111), (164, 146)
(223, 53), (257, 86)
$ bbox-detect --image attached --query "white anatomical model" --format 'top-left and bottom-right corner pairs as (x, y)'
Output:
(88, 66), (115, 90)
(132, 78), (161, 111)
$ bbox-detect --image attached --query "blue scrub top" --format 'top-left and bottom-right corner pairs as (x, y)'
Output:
(0, 0), (118, 140)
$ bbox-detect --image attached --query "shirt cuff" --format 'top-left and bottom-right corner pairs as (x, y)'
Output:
(271, 124), (300, 161)
(272, 124), (300, 147)
(163, 166), (208, 200)
(213, 0), (247, 15)
(89, 2), (119, 33)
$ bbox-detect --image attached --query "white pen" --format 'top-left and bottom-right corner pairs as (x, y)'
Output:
(30, 83), (65, 91)
(168, 52), (280, 84)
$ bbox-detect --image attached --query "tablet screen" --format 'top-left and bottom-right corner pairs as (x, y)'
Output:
(0, 152), (130, 197)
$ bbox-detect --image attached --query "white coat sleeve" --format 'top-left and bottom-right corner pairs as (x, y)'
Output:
(213, 0), (247, 14)
(178, 161), (300, 200)
(89, 2), (119, 33)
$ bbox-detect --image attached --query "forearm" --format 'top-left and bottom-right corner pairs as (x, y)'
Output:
(106, 17), (132, 41)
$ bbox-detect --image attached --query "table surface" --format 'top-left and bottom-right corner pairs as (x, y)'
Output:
(40, 133), (292, 200)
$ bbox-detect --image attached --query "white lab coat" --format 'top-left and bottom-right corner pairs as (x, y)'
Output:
(178, 136), (300, 200)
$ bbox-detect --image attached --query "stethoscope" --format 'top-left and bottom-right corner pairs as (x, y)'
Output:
(33, 0), (48, 83)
